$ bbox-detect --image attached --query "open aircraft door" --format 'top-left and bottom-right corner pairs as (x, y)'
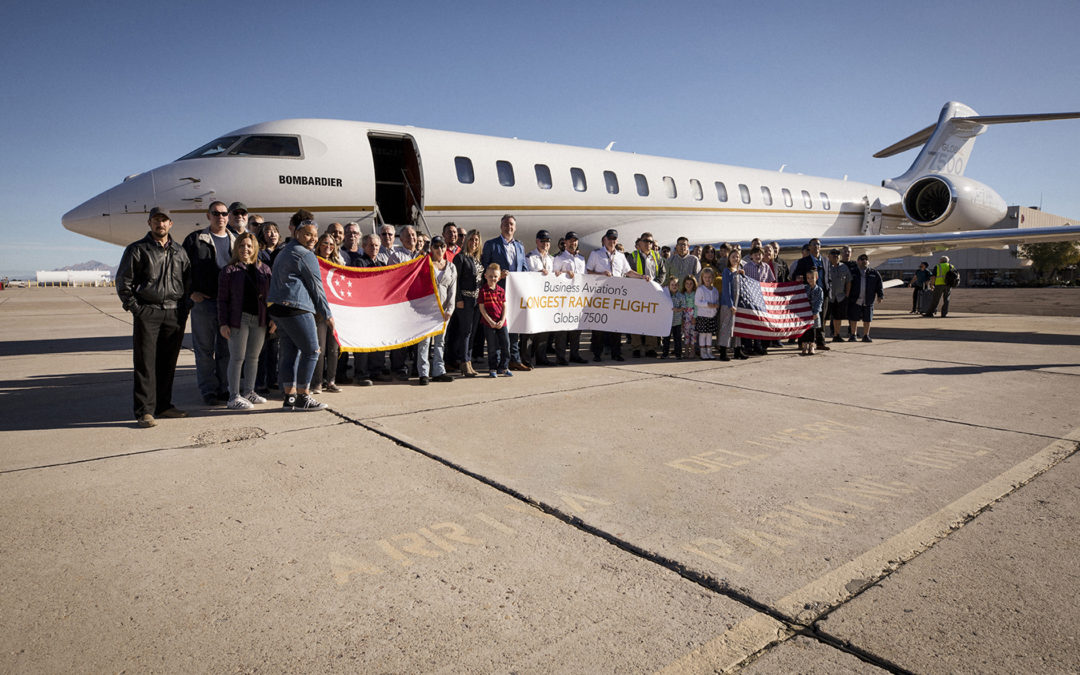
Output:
(367, 133), (423, 228)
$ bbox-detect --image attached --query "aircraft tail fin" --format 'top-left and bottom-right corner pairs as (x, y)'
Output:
(879, 102), (1080, 192)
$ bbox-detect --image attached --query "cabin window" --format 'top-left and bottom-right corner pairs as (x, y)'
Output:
(455, 156), (475, 184)
(820, 192), (831, 210)
(535, 164), (552, 189)
(635, 173), (650, 196)
(802, 190), (813, 208)
(571, 167), (587, 192)
(228, 135), (302, 157)
(761, 186), (773, 206)
(715, 181), (728, 202)
(496, 160), (515, 187)
(739, 184), (751, 204)
(690, 179), (703, 201)
(177, 135), (242, 161)
(782, 188), (793, 207)
(603, 170), (619, 194)
(662, 176), (677, 199)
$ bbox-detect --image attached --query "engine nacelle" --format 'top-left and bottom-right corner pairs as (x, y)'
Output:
(901, 175), (1007, 230)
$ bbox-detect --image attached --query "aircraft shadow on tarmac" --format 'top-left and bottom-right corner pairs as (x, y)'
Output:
(883, 363), (1079, 376)
(0, 335), (130, 357)
(881, 326), (1080, 347)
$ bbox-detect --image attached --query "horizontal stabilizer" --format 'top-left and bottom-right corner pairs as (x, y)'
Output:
(873, 124), (936, 158)
(875, 110), (1080, 158)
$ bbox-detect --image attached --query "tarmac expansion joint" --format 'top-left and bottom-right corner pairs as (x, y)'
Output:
(325, 406), (1080, 675)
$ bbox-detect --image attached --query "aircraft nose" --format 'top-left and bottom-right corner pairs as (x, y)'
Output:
(62, 191), (110, 241)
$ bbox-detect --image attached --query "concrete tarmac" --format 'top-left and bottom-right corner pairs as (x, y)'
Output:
(1, 287), (1078, 673)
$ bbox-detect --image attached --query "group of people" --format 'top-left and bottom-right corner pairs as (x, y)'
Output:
(116, 201), (897, 428)
(910, 256), (957, 318)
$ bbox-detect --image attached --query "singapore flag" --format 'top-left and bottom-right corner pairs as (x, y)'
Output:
(319, 256), (445, 352)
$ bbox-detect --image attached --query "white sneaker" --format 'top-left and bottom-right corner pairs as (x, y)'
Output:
(244, 391), (267, 405)
(227, 395), (253, 410)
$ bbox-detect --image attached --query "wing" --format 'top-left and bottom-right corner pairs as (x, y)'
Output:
(745, 225), (1080, 258)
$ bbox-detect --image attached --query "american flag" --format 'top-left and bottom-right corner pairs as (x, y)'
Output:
(733, 276), (814, 339)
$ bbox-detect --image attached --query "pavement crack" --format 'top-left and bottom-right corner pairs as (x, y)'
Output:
(330, 407), (804, 637)
(789, 626), (916, 675)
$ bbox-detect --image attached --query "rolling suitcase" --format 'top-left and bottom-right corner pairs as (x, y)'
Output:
(918, 288), (934, 314)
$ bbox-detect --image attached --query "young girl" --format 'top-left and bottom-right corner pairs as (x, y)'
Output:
(663, 276), (682, 358)
(694, 268), (720, 359)
(678, 275), (697, 358)
(800, 267), (825, 355)
(719, 249), (746, 361)
(478, 263), (511, 377)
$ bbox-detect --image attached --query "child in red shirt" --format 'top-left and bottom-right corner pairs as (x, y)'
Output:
(478, 263), (512, 377)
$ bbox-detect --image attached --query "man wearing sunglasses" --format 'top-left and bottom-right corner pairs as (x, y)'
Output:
(182, 201), (237, 405)
(227, 201), (248, 236)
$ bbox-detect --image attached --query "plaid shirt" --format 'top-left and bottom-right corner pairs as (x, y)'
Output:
(479, 283), (505, 325)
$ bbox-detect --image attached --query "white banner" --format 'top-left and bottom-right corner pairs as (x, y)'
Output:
(506, 273), (673, 336)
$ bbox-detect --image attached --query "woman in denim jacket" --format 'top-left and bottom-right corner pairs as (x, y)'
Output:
(267, 220), (333, 411)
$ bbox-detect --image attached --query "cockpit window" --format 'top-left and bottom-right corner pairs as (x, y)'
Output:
(177, 136), (242, 160)
(229, 135), (302, 157)
(177, 134), (302, 160)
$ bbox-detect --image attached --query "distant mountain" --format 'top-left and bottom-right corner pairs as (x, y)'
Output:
(57, 260), (118, 275)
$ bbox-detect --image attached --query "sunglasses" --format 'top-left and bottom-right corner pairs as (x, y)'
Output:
(210, 211), (229, 217)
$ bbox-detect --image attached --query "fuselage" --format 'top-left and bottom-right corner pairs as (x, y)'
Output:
(63, 118), (911, 249)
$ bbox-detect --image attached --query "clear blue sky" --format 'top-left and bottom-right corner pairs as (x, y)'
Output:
(1, 0), (1077, 277)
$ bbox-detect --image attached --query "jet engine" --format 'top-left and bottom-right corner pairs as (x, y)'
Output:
(901, 175), (1007, 230)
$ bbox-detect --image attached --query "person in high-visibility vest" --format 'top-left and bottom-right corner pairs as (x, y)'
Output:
(627, 232), (666, 357)
(924, 255), (954, 317)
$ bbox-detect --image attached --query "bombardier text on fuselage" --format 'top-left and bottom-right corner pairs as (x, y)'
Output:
(62, 102), (1080, 256)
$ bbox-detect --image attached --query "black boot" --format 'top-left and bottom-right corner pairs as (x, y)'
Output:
(718, 346), (730, 361)
(734, 347), (748, 360)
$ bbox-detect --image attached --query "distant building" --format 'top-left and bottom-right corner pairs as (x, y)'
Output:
(35, 270), (111, 286)
(875, 206), (1075, 286)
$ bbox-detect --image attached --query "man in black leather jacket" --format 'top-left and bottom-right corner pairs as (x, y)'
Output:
(117, 210), (191, 427)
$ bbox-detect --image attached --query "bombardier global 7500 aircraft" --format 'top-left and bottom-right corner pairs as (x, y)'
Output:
(62, 102), (1080, 255)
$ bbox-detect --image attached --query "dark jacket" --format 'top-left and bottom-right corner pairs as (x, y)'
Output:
(851, 267), (885, 305)
(772, 257), (790, 282)
(353, 253), (380, 268)
(789, 254), (831, 293)
(217, 261), (272, 328)
(454, 253), (482, 301)
(182, 227), (237, 299)
(117, 233), (190, 313)
(340, 247), (364, 267)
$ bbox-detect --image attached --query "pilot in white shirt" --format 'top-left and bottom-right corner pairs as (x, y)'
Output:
(585, 229), (632, 278)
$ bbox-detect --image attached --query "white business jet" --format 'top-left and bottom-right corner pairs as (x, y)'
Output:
(62, 101), (1080, 254)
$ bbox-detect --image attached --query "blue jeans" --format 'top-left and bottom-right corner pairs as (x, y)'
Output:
(417, 331), (447, 377)
(190, 298), (229, 397)
(484, 323), (510, 372)
(275, 312), (320, 390)
(226, 312), (265, 398)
